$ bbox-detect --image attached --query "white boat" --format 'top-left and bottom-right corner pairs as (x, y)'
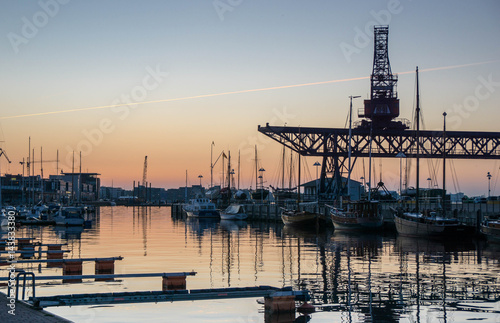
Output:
(328, 201), (383, 231)
(392, 210), (464, 237)
(0, 210), (9, 227)
(53, 207), (85, 226)
(220, 204), (247, 220)
(183, 198), (219, 218)
(480, 219), (500, 243)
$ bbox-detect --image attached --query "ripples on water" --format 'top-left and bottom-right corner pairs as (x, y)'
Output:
(3, 206), (499, 322)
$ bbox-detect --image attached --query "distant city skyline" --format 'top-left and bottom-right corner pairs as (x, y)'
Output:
(1, 1), (499, 196)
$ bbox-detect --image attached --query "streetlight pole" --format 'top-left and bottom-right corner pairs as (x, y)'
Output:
(198, 175), (203, 187)
(210, 142), (214, 189)
(348, 95), (361, 198)
(487, 172), (492, 199)
(259, 168), (265, 204)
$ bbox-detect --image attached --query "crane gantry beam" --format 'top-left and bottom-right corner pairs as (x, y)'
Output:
(258, 124), (500, 159)
(258, 124), (500, 197)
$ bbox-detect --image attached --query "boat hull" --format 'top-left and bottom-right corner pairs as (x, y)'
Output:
(220, 212), (247, 220)
(330, 214), (383, 231)
(281, 211), (328, 228)
(480, 221), (500, 243)
(394, 214), (463, 237)
(186, 210), (220, 218)
(54, 217), (84, 226)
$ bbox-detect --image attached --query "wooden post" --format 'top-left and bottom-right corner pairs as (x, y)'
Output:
(264, 295), (296, 313)
(95, 260), (115, 281)
(63, 260), (83, 283)
(162, 275), (186, 291)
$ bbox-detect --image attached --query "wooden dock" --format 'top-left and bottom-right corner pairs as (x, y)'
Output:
(0, 291), (71, 322)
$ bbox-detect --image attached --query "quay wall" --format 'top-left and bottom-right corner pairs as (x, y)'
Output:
(172, 201), (499, 228)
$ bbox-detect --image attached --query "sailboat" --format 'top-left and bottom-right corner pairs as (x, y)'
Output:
(251, 146), (270, 201)
(392, 67), (463, 237)
(281, 142), (329, 228)
(328, 96), (383, 231)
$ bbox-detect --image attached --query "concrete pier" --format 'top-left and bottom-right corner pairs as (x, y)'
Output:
(0, 292), (71, 322)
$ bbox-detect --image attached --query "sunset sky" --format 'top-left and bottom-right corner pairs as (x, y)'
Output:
(1, 1), (499, 196)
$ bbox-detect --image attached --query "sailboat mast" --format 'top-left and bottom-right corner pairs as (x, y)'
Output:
(297, 150), (301, 204)
(442, 112), (447, 216)
(255, 145), (258, 190)
(281, 146), (285, 190)
(415, 66), (420, 213)
(289, 150), (293, 190)
(238, 150), (240, 190)
(227, 151), (231, 191)
(40, 147), (44, 203)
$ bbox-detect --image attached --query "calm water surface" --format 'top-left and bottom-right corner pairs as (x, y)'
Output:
(3, 206), (500, 322)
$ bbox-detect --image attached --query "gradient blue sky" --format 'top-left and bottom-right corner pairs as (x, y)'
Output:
(1, 0), (499, 196)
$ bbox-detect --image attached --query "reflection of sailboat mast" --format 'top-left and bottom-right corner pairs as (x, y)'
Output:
(209, 226), (213, 287)
(442, 255), (447, 323)
(347, 248), (352, 322)
(139, 207), (147, 256)
(416, 250), (420, 323)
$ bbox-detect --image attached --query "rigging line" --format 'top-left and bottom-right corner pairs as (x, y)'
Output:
(492, 163), (500, 195)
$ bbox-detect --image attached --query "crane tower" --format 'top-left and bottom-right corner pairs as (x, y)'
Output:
(359, 25), (407, 130)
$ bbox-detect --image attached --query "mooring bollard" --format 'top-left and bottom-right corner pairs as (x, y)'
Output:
(162, 275), (186, 291)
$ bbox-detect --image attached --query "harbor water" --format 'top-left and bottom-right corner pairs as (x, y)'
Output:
(2, 206), (500, 322)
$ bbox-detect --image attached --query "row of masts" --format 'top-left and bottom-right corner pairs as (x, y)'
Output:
(0, 136), (86, 206)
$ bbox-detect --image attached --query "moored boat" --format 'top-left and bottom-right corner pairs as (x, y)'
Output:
(392, 209), (465, 237)
(480, 218), (500, 243)
(328, 200), (383, 231)
(183, 198), (219, 218)
(281, 209), (329, 228)
(53, 207), (85, 226)
(220, 204), (247, 220)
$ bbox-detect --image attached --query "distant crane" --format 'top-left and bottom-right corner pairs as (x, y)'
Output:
(0, 148), (12, 208)
(19, 149), (59, 177)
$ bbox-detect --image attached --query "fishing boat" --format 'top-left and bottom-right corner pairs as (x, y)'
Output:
(480, 218), (500, 243)
(328, 200), (383, 231)
(183, 198), (219, 218)
(220, 204), (247, 220)
(53, 207), (85, 226)
(281, 208), (328, 228)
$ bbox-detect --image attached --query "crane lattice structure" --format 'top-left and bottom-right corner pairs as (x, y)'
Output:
(258, 26), (500, 199)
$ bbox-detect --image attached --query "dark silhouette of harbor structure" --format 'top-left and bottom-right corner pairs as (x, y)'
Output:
(259, 26), (500, 199)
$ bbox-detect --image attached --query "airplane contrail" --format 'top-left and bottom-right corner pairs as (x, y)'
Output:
(1, 60), (498, 120)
